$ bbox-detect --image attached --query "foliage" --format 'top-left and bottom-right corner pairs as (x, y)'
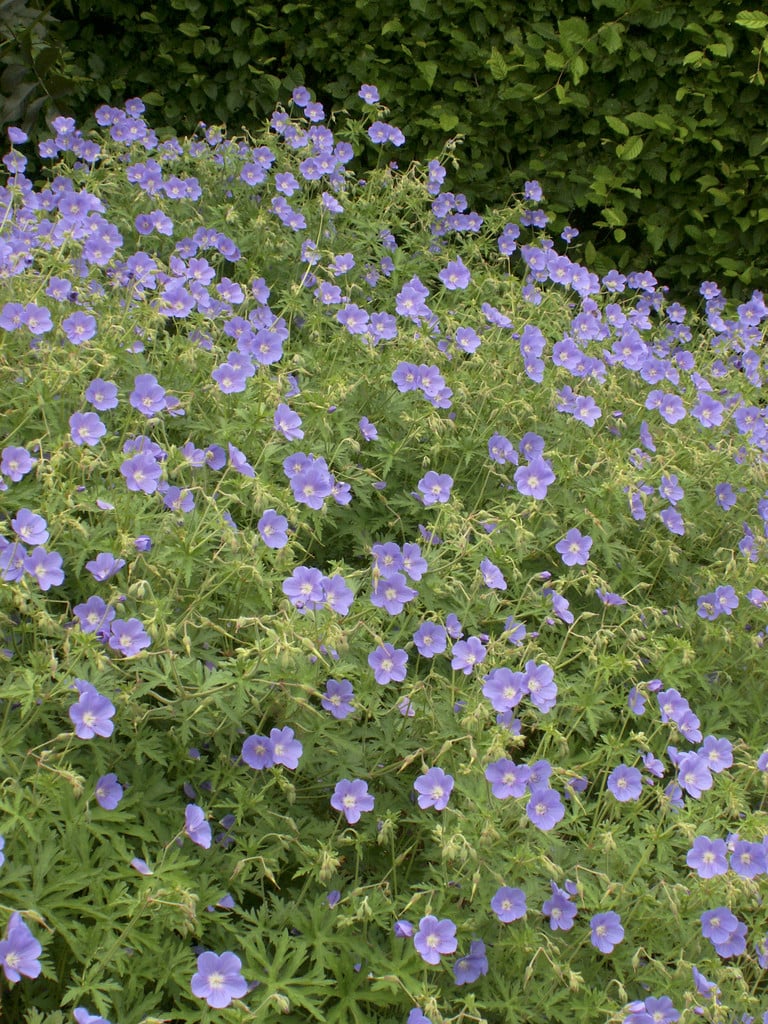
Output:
(1, 89), (768, 1024)
(35, 0), (768, 301)
(0, 0), (79, 137)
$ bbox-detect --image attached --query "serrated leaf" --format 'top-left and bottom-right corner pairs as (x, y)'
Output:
(558, 16), (590, 48)
(736, 9), (768, 30)
(439, 111), (459, 130)
(625, 111), (657, 130)
(605, 114), (629, 136)
(616, 135), (644, 160)
(598, 22), (624, 53)
(682, 49), (705, 64)
(488, 46), (508, 81)
(544, 48), (567, 70)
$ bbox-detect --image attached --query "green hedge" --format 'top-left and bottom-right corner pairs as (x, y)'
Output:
(7, 0), (768, 298)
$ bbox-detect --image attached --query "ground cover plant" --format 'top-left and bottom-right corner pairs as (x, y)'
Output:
(0, 86), (767, 1024)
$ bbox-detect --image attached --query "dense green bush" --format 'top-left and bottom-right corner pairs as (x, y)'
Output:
(12, 0), (768, 299)
(1, 89), (768, 1023)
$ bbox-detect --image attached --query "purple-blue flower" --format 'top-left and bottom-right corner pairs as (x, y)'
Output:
(185, 804), (212, 849)
(368, 643), (408, 684)
(414, 767), (454, 810)
(482, 669), (528, 712)
(283, 566), (325, 611)
(274, 403), (304, 440)
(451, 636), (486, 674)
(95, 773), (124, 810)
(485, 758), (531, 798)
(676, 753), (712, 799)
(555, 528), (592, 566)
(514, 457), (555, 500)
(270, 726), (302, 769)
(242, 734), (274, 770)
(370, 573), (417, 615)
(480, 558), (507, 590)
(525, 787), (564, 830)
(257, 509), (289, 549)
(523, 660), (557, 713)
(69, 411), (107, 447)
(1, 446), (36, 482)
(417, 471), (453, 506)
(730, 839), (767, 878)
(0, 912), (42, 982)
(85, 378), (118, 410)
(331, 778), (374, 824)
(85, 552), (126, 581)
(590, 911), (624, 953)
(24, 547), (64, 591)
(130, 373), (167, 416)
(686, 836), (727, 879)
(74, 1009), (113, 1024)
(413, 915), (457, 964)
(73, 596), (115, 634)
(413, 621), (447, 658)
(190, 950), (247, 1008)
(69, 686), (115, 739)
(322, 678), (355, 719)
(453, 939), (488, 984)
(542, 882), (577, 931)
(439, 257), (471, 290)
(11, 509), (48, 546)
(607, 764), (643, 802)
(108, 618), (151, 657)
(491, 886), (527, 922)
(120, 453), (163, 494)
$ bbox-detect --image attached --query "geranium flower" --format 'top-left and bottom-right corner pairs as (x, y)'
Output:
(413, 915), (457, 964)
(414, 767), (454, 810)
(0, 912), (42, 981)
(590, 911), (624, 953)
(184, 804), (212, 849)
(191, 950), (247, 1008)
(331, 778), (374, 824)
(69, 686), (115, 739)
(491, 886), (527, 922)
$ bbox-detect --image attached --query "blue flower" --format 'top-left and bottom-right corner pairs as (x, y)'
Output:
(453, 939), (488, 984)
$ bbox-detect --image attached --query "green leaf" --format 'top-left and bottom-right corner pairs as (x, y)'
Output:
(544, 48), (567, 70)
(601, 205), (626, 226)
(625, 111), (657, 130)
(597, 22), (624, 53)
(682, 49), (705, 65)
(736, 9), (768, 30)
(177, 21), (206, 37)
(570, 54), (588, 83)
(616, 135), (644, 160)
(605, 114), (629, 136)
(488, 46), (508, 81)
(558, 16), (590, 49)
(416, 60), (438, 88)
(381, 17), (403, 35)
(438, 110), (459, 131)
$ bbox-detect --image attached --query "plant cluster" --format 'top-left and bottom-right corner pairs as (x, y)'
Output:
(1, 84), (767, 1024)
